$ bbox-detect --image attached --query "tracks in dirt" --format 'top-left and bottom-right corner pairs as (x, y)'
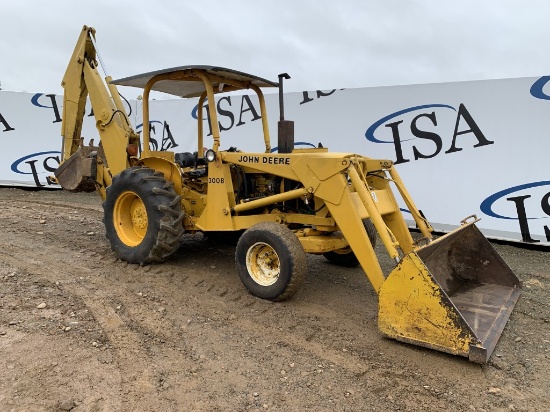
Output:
(1, 196), (402, 409)
(2, 191), (549, 411)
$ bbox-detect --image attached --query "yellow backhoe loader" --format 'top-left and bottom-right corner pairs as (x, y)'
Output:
(55, 26), (520, 363)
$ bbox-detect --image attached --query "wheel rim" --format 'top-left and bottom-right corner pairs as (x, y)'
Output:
(113, 191), (148, 246)
(246, 242), (280, 286)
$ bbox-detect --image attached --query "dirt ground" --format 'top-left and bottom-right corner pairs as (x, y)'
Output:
(0, 187), (548, 412)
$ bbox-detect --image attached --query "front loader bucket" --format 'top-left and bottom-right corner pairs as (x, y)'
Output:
(378, 223), (520, 363)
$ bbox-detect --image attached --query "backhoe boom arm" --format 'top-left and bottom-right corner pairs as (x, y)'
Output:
(58, 25), (139, 190)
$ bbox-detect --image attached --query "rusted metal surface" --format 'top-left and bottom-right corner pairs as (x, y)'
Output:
(54, 146), (99, 192)
(416, 223), (521, 363)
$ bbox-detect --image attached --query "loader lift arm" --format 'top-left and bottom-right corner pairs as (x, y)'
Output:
(303, 155), (521, 363)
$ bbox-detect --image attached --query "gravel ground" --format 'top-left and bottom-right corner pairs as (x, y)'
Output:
(0, 187), (548, 412)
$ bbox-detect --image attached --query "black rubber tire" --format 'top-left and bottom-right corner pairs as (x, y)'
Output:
(103, 167), (184, 264)
(205, 230), (244, 246)
(323, 219), (377, 267)
(235, 222), (307, 301)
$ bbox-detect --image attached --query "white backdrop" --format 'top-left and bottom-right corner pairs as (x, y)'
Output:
(2, 75), (550, 245)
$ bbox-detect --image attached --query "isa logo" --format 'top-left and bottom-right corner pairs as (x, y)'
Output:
(365, 103), (494, 164)
(478, 76), (550, 243)
(530, 76), (550, 100)
(31, 92), (133, 122)
(11, 151), (60, 187)
(31, 94), (62, 123)
(481, 181), (550, 243)
(136, 120), (179, 152)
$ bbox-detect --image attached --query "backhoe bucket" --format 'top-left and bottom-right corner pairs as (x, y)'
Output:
(378, 222), (520, 363)
(54, 146), (98, 192)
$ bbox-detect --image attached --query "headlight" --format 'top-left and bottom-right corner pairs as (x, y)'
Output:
(204, 149), (216, 163)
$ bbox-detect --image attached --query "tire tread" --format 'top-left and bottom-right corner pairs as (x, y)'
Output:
(103, 166), (184, 264)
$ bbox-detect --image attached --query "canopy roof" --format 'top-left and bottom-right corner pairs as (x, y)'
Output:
(111, 65), (278, 98)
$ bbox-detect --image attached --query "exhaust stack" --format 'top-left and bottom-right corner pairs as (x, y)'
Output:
(277, 73), (294, 154)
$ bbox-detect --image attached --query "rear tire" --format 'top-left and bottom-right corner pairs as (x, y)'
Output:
(236, 222), (307, 301)
(323, 219), (377, 267)
(103, 167), (184, 264)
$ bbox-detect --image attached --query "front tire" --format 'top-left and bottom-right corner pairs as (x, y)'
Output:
(236, 222), (307, 301)
(323, 219), (377, 267)
(103, 167), (184, 264)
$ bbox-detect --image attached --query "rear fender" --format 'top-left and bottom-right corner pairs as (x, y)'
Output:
(138, 157), (182, 194)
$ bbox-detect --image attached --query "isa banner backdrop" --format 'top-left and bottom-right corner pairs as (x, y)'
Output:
(1, 75), (550, 245)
